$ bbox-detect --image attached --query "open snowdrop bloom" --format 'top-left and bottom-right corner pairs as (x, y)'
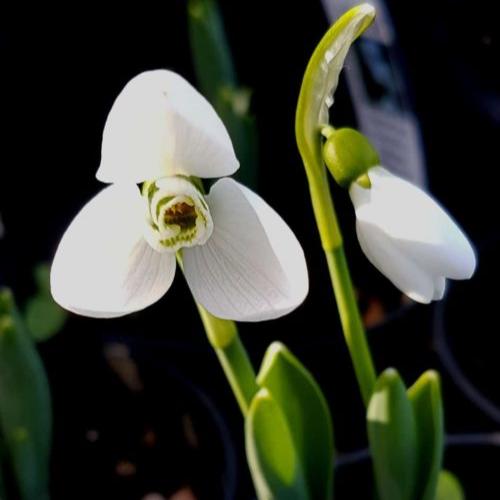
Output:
(349, 166), (476, 303)
(51, 70), (308, 321)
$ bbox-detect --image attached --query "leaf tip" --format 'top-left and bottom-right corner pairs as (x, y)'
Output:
(381, 367), (399, 379)
(252, 387), (272, 406)
(256, 341), (289, 384)
(358, 3), (376, 18)
(376, 367), (405, 390)
(423, 370), (440, 383)
(0, 287), (14, 314)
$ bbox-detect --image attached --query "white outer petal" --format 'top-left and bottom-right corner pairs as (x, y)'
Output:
(356, 218), (436, 303)
(50, 184), (176, 317)
(351, 167), (476, 280)
(182, 178), (309, 321)
(433, 276), (446, 301)
(96, 70), (239, 184)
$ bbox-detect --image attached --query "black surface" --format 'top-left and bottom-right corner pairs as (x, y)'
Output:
(1, 1), (499, 498)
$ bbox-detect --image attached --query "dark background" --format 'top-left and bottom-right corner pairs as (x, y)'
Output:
(1, 1), (499, 498)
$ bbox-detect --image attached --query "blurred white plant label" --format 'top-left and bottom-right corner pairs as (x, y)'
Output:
(322, 0), (427, 187)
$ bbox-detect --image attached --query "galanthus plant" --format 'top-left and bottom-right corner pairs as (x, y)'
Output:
(0, 2), (486, 500)
(51, 70), (308, 322)
(295, 4), (476, 500)
(49, 66), (334, 499)
(46, 61), (338, 500)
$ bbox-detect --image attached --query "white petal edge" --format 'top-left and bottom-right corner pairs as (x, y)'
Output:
(351, 167), (476, 280)
(50, 184), (176, 318)
(433, 276), (446, 301)
(356, 219), (436, 303)
(182, 178), (309, 321)
(96, 70), (239, 184)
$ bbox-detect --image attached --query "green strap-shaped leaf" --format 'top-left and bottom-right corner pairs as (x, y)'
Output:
(0, 474), (6, 500)
(0, 435), (6, 500)
(188, 0), (259, 189)
(246, 342), (334, 500)
(246, 388), (310, 500)
(25, 295), (66, 343)
(33, 263), (51, 296)
(0, 288), (52, 500)
(25, 263), (67, 342)
(435, 470), (465, 500)
(367, 368), (417, 500)
(295, 3), (375, 176)
(187, 0), (236, 102)
(408, 370), (444, 500)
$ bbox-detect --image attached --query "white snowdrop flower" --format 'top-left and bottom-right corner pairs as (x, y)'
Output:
(51, 70), (308, 321)
(349, 166), (476, 303)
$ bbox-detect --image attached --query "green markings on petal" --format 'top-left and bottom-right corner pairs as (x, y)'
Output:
(143, 175), (214, 253)
(160, 229), (198, 248)
(155, 195), (175, 220)
(142, 180), (159, 200)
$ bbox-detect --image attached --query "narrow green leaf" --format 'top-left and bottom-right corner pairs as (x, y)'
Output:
(214, 88), (259, 189)
(25, 295), (66, 342)
(255, 342), (334, 499)
(0, 288), (52, 500)
(435, 470), (465, 500)
(296, 3), (376, 177)
(187, 0), (236, 102)
(187, 0), (259, 189)
(0, 473), (6, 500)
(24, 262), (67, 342)
(33, 263), (51, 296)
(367, 368), (417, 500)
(0, 431), (7, 498)
(0, 437), (6, 500)
(246, 388), (309, 500)
(408, 370), (444, 500)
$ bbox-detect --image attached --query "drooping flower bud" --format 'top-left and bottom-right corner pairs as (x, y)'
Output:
(322, 127), (379, 188)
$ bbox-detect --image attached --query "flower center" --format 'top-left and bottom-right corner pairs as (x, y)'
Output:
(143, 176), (213, 253)
(164, 202), (197, 230)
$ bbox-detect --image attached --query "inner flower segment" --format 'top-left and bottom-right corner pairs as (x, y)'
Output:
(143, 176), (213, 253)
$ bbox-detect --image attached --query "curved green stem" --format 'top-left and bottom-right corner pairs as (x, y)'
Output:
(325, 247), (376, 406)
(295, 2), (377, 406)
(307, 164), (376, 407)
(196, 305), (258, 416)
